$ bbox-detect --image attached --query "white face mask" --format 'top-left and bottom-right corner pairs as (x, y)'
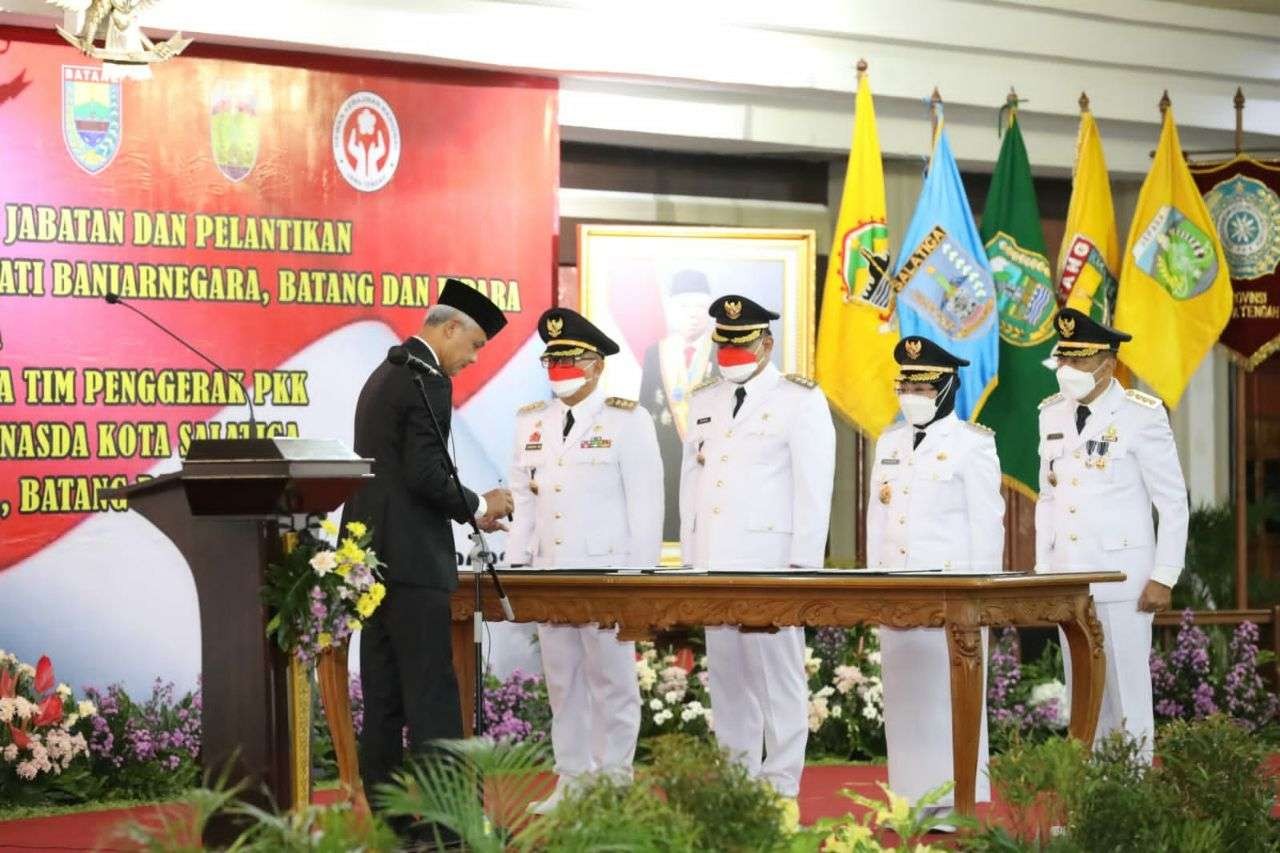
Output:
(1056, 363), (1104, 401)
(898, 393), (938, 426)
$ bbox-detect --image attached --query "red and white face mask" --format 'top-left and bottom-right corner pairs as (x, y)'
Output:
(547, 364), (588, 399)
(717, 345), (760, 384)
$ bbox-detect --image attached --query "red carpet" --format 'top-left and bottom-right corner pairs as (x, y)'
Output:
(0, 762), (1271, 850)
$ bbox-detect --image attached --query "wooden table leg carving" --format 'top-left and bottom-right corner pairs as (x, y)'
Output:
(945, 603), (984, 817)
(1061, 595), (1107, 747)
(452, 618), (477, 737)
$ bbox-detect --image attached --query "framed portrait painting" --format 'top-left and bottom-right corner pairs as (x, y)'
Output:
(578, 225), (817, 562)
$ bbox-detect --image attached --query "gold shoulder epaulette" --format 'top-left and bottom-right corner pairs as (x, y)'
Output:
(605, 397), (637, 410)
(1038, 393), (1063, 410)
(784, 373), (818, 389)
(1125, 388), (1162, 409)
(964, 421), (994, 436)
(691, 376), (722, 394)
(517, 400), (548, 415)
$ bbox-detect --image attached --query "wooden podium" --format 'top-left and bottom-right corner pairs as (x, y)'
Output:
(107, 438), (371, 843)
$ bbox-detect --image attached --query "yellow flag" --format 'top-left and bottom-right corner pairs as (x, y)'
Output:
(1115, 107), (1232, 407)
(815, 74), (897, 437)
(1058, 110), (1120, 319)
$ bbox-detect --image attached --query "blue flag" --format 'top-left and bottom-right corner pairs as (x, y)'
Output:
(891, 124), (998, 419)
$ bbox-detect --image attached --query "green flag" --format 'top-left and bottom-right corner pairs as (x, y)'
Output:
(976, 115), (1058, 497)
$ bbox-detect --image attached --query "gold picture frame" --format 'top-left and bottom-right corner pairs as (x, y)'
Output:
(577, 225), (818, 563)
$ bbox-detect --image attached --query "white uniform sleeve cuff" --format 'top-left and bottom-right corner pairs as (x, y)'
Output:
(1149, 564), (1181, 588)
(474, 494), (487, 519)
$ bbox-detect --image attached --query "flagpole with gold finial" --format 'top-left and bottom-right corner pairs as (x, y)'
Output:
(930, 86), (942, 142)
(1234, 86), (1245, 156)
(853, 55), (870, 570)
(1233, 84), (1249, 610)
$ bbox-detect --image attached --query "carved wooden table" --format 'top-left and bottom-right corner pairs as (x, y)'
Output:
(450, 570), (1122, 816)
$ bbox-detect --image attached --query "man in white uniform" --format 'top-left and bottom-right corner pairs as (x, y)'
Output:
(1037, 307), (1187, 760)
(867, 336), (1004, 819)
(679, 294), (835, 810)
(506, 308), (663, 813)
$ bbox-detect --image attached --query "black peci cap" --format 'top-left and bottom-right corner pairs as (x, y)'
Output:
(437, 278), (508, 339)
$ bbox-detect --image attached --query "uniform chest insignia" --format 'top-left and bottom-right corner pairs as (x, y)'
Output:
(518, 400), (548, 415)
(530, 480), (539, 495)
(697, 416), (711, 425)
(581, 436), (612, 449)
(784, 373), (817, 389)
(879, 482), (892, 504)
(1046, 432), (1063, 440)
(605, 397), (637, 410)
(761, 412), (771, 421)
(525, 429), (543, 451)
(1103, 424), (1119, 442)
(936, 452), (948, 461)
(880, 458), (900, 465)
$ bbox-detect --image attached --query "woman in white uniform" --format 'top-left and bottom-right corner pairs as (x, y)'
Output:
(866, 335), (1004, 821)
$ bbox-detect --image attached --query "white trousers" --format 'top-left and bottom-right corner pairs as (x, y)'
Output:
(881, 627), (990, 805)
(537, 623), (640, 781)
(705, 625), (808, 797)
(1061, 601), (1155, 761)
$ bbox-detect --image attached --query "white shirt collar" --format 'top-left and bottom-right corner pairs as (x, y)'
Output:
(411, 335), (440, 367)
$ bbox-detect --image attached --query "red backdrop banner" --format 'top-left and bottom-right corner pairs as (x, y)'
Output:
(0, 27), (559, 571)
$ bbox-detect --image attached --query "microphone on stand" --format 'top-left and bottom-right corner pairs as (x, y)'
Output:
(386, 344), (441, 378)
(103, 293), (257, 431)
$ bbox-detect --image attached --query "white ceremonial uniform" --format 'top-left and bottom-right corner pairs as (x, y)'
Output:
(679, 363), (836, 797)
(506, 384), (663, 783)
(867, 413), (1003, 806)
(1036, 379), (1188, 757)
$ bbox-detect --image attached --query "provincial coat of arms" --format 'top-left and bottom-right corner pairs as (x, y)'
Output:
(839, 219), (893, 313)
(62, 65), (121, 174)
(210, 81), (260, 183)
(1203, 174), (1280, 280)
(1131, 205), (1219, 299)
(896, 226), (995, 340)
(985, 231), (1055, 347)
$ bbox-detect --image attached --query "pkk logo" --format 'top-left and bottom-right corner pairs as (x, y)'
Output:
(985, 231), (1055, 347)
(1203, 175), (1280, 281)
(332, 91), (401, 193)
(210, 81), (260, 183)
(839, 219), (893, 311)
(1132, 205), (1219, 300)
(62, 65), (121, 175)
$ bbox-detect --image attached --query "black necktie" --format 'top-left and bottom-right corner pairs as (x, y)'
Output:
(732, 386), (747, 418)
(913, 430), (925, 450)
(563, 409), (575, 439)
(1076, 405), (1090, 434)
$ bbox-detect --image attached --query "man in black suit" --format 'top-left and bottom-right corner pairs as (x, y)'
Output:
(638, 269), (716, 541)
(342, 279), (513, 813)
